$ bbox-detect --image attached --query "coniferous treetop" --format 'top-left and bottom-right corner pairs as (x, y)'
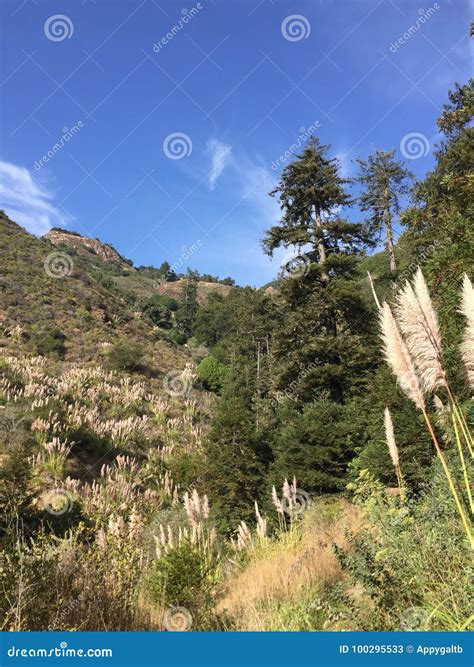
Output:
(356, 151), (412, 218)
(263, 137), (353, 255)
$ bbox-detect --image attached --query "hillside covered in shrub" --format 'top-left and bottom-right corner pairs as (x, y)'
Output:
(0, 77), (472, 633)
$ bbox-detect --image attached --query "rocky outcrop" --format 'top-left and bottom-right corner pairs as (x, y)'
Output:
(44, 229), (135, 270)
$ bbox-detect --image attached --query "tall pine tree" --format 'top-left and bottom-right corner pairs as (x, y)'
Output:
(264, 136), (353, 284)
(200, 288), (278, 530)
(261, 136), (378, 492)
(176, 275), (198, 338)
(355, 149), (412, 273)
(263, 136), (376, 404)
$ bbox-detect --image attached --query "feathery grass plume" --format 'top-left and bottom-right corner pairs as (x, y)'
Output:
(183, 489), (209, 527)
(384, 407), (399, 467)
(383, 295), (472, 547)
(271, 485), (284, 514)
(460, 274), (474, 389)
(367, 271), (381, 310)
(432, 395), (452, 447)
(282, 478), (291, 503)
(380, 301), (425, 410)
(380, 282), (473, 548)
(233, 521), (252, 551)
(413, 268), (442, 348)
(396, 270), (446, 393)
(254, 501), (268, 539)
(202, 495), (210, 520)
(384, 407), (404, 495)
(433, 395), (445, 411)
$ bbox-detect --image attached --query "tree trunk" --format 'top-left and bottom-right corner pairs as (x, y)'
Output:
(314, 206), (329, 283)
(384, 187), (397, 273)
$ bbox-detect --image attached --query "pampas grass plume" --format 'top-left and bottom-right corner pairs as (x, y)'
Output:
(380, 301), (425, 410)
(460, 274), (474, 388)
(396, 270), (446, 393)
(384, 407), (399, 467)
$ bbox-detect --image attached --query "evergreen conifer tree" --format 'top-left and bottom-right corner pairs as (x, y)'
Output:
(355, 149), (412, 273)
(176, 276), (198, 337)
(263, 136), (376, 403)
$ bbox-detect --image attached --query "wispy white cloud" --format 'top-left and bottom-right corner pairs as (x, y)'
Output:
(207, 139), (232, 190)
(221, 153), (291, 282)
(0, 160), (66, 235)
(234, 156), (280, 229)
(334, 149), (355, 178)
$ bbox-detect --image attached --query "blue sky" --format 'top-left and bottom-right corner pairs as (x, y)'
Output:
(0, 0), (471, 286)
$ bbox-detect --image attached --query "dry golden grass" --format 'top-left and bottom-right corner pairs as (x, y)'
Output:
(218, 499), (363, 631)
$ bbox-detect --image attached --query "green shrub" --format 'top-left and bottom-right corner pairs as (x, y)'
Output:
(139, 295), (179, 328)
(147, 541), (219, 629)
(142, 302), (172, 329)
(169, 329), (187, 346)
(197, 356), (228, 392)
(149, 294), (179, 311)
(107, 341), (145, 372)
(31, 326), (66, 358)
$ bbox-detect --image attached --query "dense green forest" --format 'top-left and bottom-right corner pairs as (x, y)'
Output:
(195, 79), (473, 526)
(0, 78), (472, 632)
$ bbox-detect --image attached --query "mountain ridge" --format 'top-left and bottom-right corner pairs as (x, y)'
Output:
(44, 227), (135, 271)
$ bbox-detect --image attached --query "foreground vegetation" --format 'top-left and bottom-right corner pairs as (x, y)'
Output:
(0, 77), (472, 632)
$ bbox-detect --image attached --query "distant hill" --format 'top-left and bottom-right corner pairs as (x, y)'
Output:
(114, 273), (232, 305)
(0, 212), (189, 371)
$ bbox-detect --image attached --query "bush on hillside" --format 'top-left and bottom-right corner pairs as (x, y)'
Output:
(107, 340), (145, 372)
(31, 326), (66, 358)
(169, 329), (187, 346)
(197, 356), (228, 392)
(140, 294), (180, 328)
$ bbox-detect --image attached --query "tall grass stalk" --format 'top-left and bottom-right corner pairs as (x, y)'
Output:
(445, 386), (474, 458)
(451, 413), (474, 514)
(420, 407), (473, 549)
